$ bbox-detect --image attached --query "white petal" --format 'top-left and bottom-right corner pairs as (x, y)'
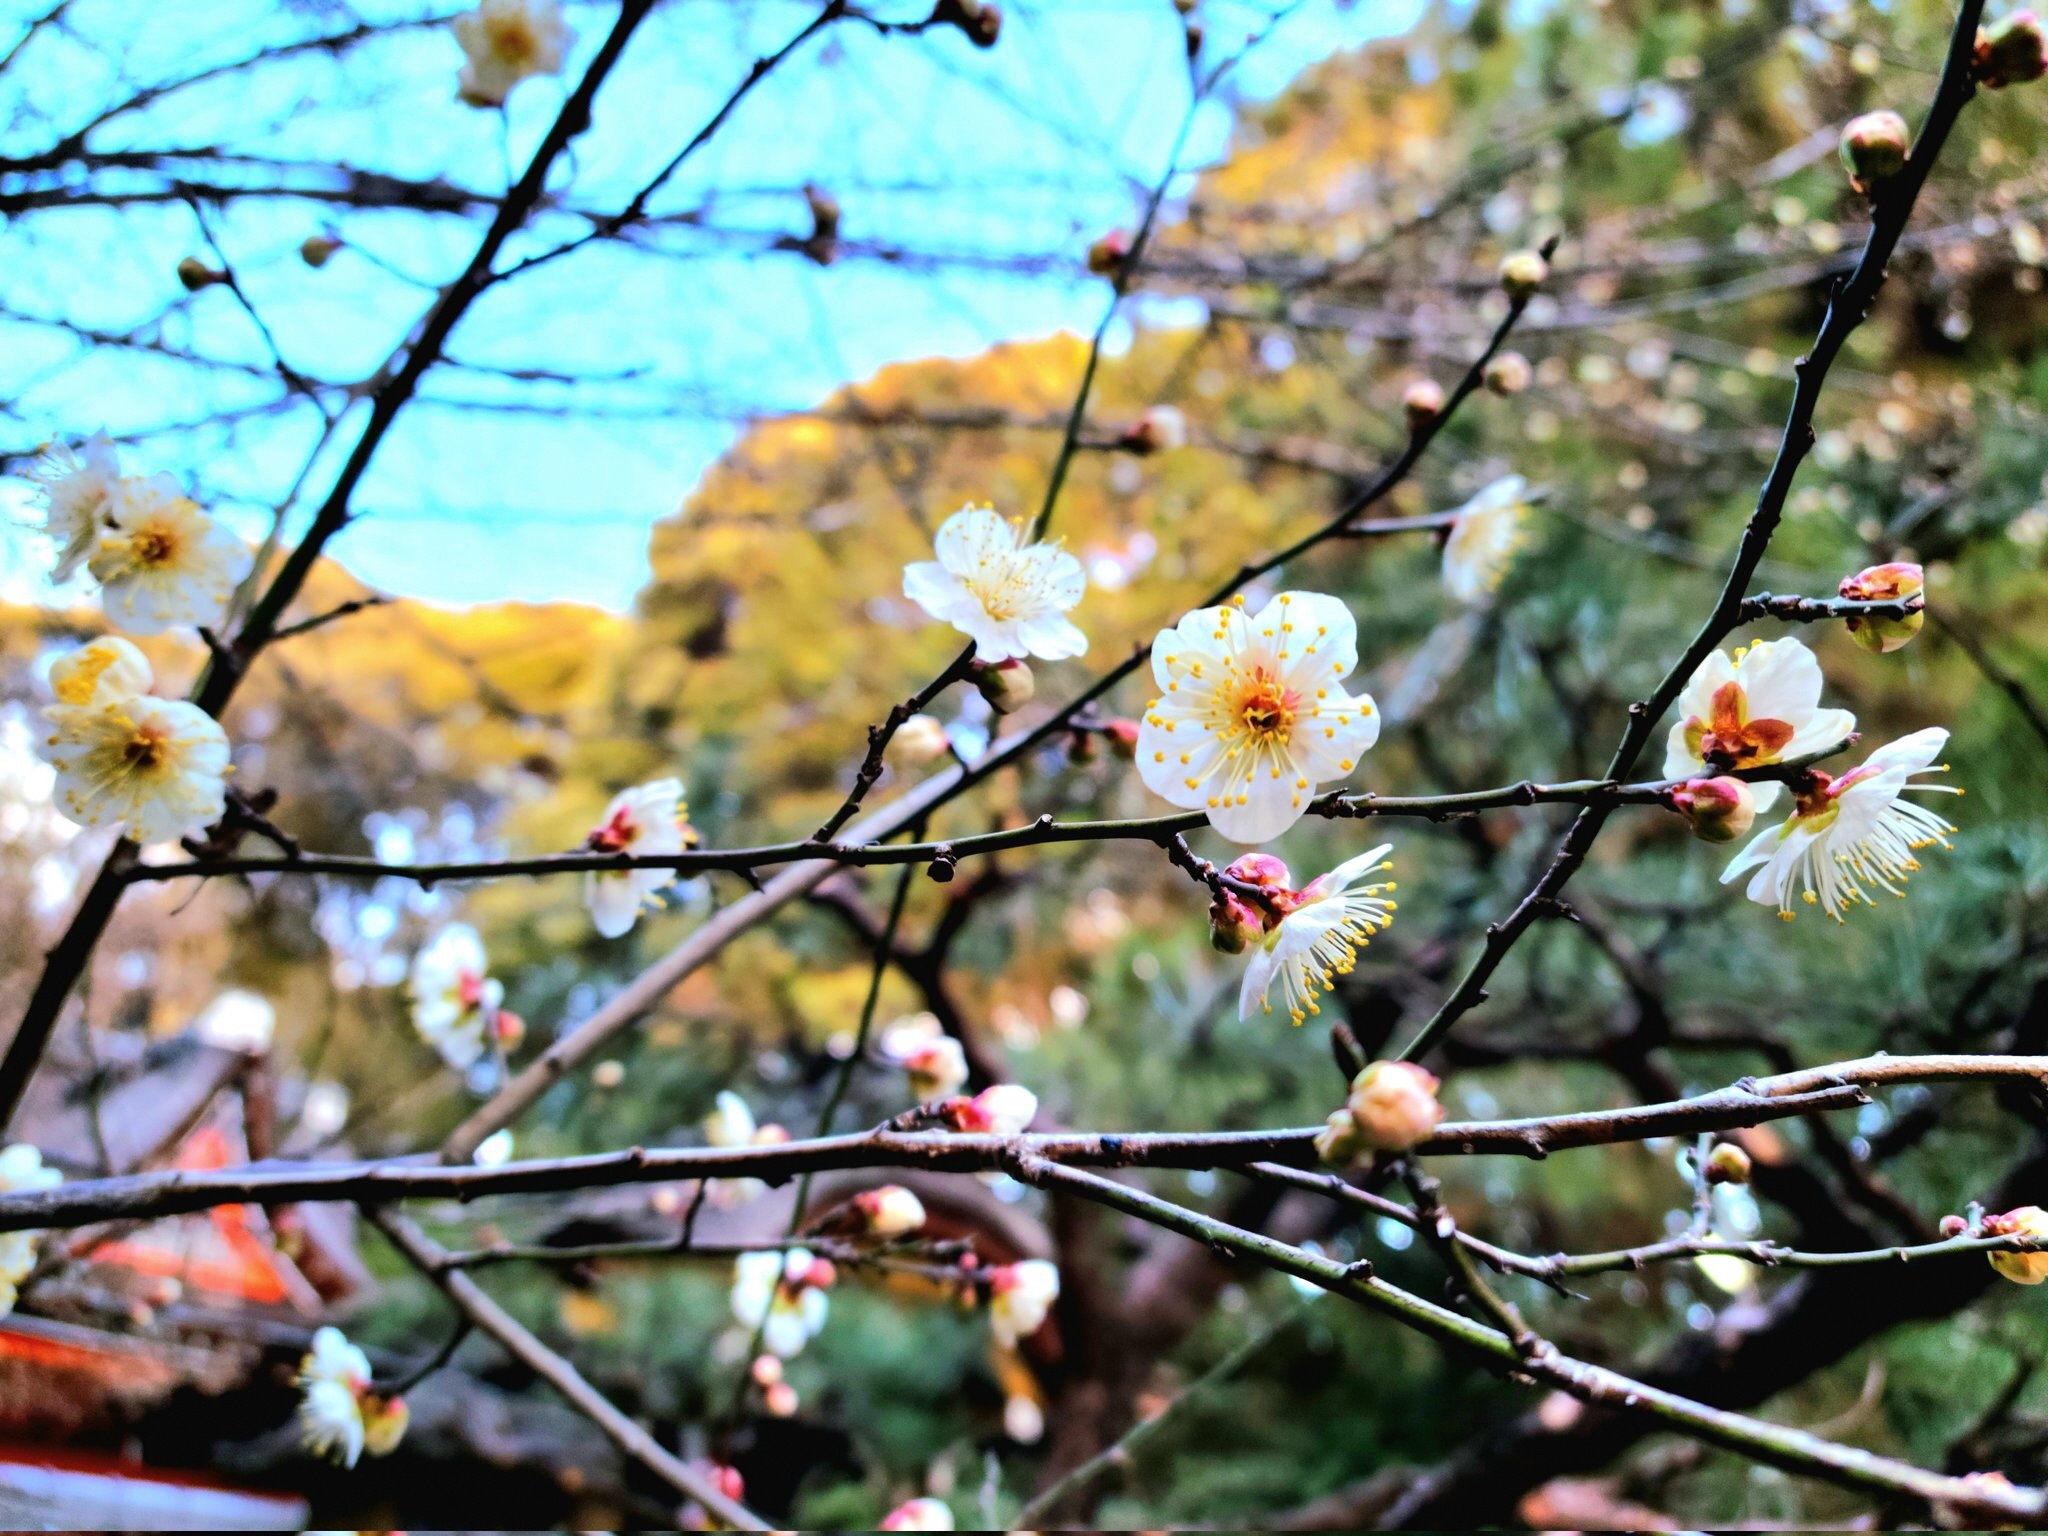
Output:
(1733, 638), (1823, 722)
(1016, 612), (1088, 660)
(586, 872), (643, 938)
(932, 506), (1019, 578)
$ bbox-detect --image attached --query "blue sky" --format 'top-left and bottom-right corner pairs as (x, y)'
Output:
(1, 0), (1419, 610)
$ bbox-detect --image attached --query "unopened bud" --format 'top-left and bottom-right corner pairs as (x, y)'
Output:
(299, 234), (341, 268)
(1984, 1206), (2048, 1283)
(764, 1380), (800, 1417)
(1402, 377), (1446, 432)
(1222, 851), (1293, 893)
(1838, 110), (1911, 194)
(881, 1496), (956, 1532)
(1313, 1107), (1366, 1167)
(854, 1184), (928, 1238)
(714, 1465), (746, 1504)
(1086, 229), (1129, 277)
(1498, 248), (1549, 301)
(1838, 560), (1925, 653)
(494, 1009), (527, 1050)
(177, 256), (227, 291)
(892, 713), (952, 764)
(1704, 1142), (1752, 1185)
(1345, 1060), (1444, 1153)
(902, 1035), (969, 1101)
(1483, 351), (1532, 397)
(750, 1352), (783, 1387)
(1102, 718), (1140, 759)
(800, 1255), (838, 1291)
(972, 658), (1034, 714)
(1670, 776), (1757, 844)
(1977, 9), (2048, 87)
(1208, 890), (1261, 954)
(942, 1083), (1037, 1135)
(932, 0), (1000, 46)
(1940, 1213), (1971, 1238)
(1120, 404), (1187, 455)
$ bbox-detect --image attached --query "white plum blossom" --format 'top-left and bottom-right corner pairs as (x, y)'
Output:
(454, 0), (571, 106)
(296, 1327), (406, 1467)
(879, 1015), (969, 1101)
(1721, 727), (1959, 921)
(0, 1145), (61, 1318)
(703, 1090), (788, 1208)
(1135, 592), (1381, 843)
(730, 1248), (831, 1358)
(988, 1258), (1060, 1349)
(902, 505), (1088, 663)
(1238, 845), (1398, 1026)
(407, 924), (503, 1071)
(881, 1496), (956, 1531)
(1664, 638), (1855, 814)
(88, 475), (252, 638)
(43, 641), (230, 843)
(27, 432), (121, 581)
(1440, 474), (1532, 605)
(583, 777), (692, 938)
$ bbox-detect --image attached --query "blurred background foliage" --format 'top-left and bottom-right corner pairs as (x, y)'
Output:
(7, 0), (2048, 1526)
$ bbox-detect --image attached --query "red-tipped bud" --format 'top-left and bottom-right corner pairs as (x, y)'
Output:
(1670, 776), (1757, 844)
(853, 1184), (928, 1238)
(800, 1256), (838, 1291)
(1484, 351), (1532, 397)
(971, 658), (1035, 715)
(764, 1380), (800, 1416)
(1977, 9), (2048, 86)
(1208, 891), (1261, 954)
(1403, 377), (1446, 432)
(494, 1009), (526, 1049)
(1498, 249), (1549, 300)
(1103, 718), (1141, 760)
(1222, 851), (1293, 892)
(750, 1352), (784, 1387)
(714, 1464), (746, 1503)
(1941, 1213), (1971, 1238)
(1839, 110), (1911, 194)
(1838, 560), (1925, 653)
(1704, 1142), (1753, 1185)
(1087, 229), (1130, 277)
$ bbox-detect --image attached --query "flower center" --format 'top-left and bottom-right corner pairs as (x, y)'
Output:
(1233, 671), (1297, 743)
(456, 969), (486, 1009)
(486, 14), (539, 61)
(1686, 681), (1793, 770)
(129, 521), (180, 568)
(121, 725), (168, 772)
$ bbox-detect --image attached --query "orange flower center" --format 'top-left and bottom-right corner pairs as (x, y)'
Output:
(1233, 671), (1298, 743)
(122, 725), (168, 771)
(1685, 681), (1793, 770)
(485, 14), (539, 61)
(588, 806), (639, 853)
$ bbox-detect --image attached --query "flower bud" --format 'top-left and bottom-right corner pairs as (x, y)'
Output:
(1222, 851), (1293, 893)
(1704, 1142), (1752, 1185)
(360, 1392), (409, 1457)
(764, 1380), (800, 1416)
(892, 713), (952, 764)
(1940, 1213), (1971, 1238)
(714, 1464), (746, 1503)
(854, 1184), (928, 1238)
(942, 1083), (1038, 1135)
(1838, 110), (1911, 194)
(1313, 1107), (1365, 1167)
(1402, 377), (1446, 432)
(1837, 560), (1925, 653)
(971, 658), (1034, 715)
(1102, 718), (1140, 760)
(1087, 229), (1129, 277)
(901, 1035), (969, 1101)
(1498, 248), (1549, 301)
(1208, 890), (1261, 954)
(750, 1352), (783, 1387)
(799, 1255), (838, 1291)
(494, 1009), (527, 1050)
(177, 256), (227, 291)
(881, 1495), (956, 1531)
(1483, 351), (1532, 396)
(1670, 776), (1757, 844)
(1984, 1206), (2048, 1283)
(1120, 404), (1187, 455)
(299, 234), (341, 268)
(1977, 9), (2048, 87)
(1003, 1392), (1046, 1443)
(1345, 1060), (1444, 1152)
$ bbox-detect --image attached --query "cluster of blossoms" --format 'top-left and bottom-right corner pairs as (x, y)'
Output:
(730, 1247), (835, 1359)
(407, 923), (521, 1071)
(29, 438), (253, 844)
(878, 1015), (970, 1101)
(296, 1327), (408, 1467)
(0, 1146), (61, 1318)
(1211, 848), (1399, 1027)
(1660, 624), (1957, 922)
(453, 0), (570, 106)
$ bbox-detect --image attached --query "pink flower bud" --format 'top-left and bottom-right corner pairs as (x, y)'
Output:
(1208, 890), (1261, 954)
(1087, 229), (1129, 277)
(1984, 1206), (2048, 1284)
(750, 1352), (783, 1387)
(1977, 9), (2048, 86)
(1670, 776), (1757, 844)
(1498, 248), (1549, 300)
(1838, 110), (1911, 194)
(1345, 1061), (1444, 1153)
(714, 1464), (746, 1503)
(494, 1009), (526, 1049)
(799, 1256), (838, 1291)
(1483, 351), (1532, 397)
(1102, 718), (1141, 760)
(1940, 1213), (1970, 1238)
(971, 658), (1035, 715)
(1838, 561), (1925, 653)
(854, 1184), (928, 1238)
(1402, 377), (1446, 432)
(881, 1495), (956, 1531)
(764, 1380), (800, 1417)
(1222, 852), (1293, 892)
